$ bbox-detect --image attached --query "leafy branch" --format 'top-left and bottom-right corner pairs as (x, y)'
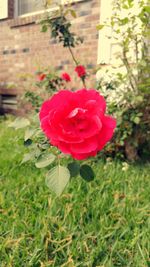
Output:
(40, 5), (86, 87)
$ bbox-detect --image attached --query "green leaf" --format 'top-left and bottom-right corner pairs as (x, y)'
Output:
(24, 139), (32, 147)
(96, 24), (105, 30)
(119, 18), (129, 25)
(70, 9), (77, 18)
(122, 4), (130, 9)
(67, 162), (80, 177)
(38, 143), (50, 150)
(135, 95), (143, 102)
(21, 146), (41, 164)
(143, 6), (150, 13)
(9, 117), (30, 129)
(45, 165), (70, 196)
(127, 0), (134, 6)
(24, 128), (35, 141)
(41, 25), (48, 32)
(133, 117), (140, 125)
(21, 152), (35, 164)
(80, 165), (95, 182)
(35, 153), (56, 168)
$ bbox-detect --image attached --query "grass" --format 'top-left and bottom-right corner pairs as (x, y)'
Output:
(0, 118), (150, 267)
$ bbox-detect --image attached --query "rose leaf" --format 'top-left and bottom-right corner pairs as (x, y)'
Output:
(35, 153), (56, 168)
(24, 128), (36, 141)
(8, 117), (30, 129)
(45, 165), (70, 196)
(67, 162), (80, 177)
(80, 164), (95, 182)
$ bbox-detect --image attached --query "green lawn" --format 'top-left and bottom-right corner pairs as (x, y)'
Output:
(0, 118), (150, 267)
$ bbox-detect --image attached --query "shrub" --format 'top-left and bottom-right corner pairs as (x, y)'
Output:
(96, 0), (150, 161)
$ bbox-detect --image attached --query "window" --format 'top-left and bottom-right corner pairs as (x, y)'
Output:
(18, 0), (45, 16)
(0, 0), (8, 19)
(15, 0), (77, 17)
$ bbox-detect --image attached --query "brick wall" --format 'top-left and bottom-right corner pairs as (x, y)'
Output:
(0, 0), (100, 92)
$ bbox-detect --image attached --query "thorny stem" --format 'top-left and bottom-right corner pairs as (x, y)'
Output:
(135, 36), (139, 65)
(81, 77), (86, 88)
(68, 45), (87, 88)
(122, 48), (138, 93)
(68, 46), (78, 65)
(135, 36), (139, 82)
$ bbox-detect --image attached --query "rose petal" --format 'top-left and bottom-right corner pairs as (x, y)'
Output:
(102, 115), (117, 129)
(70, 137), (98, 154)
(71, 150), (97, 160)
(52, 141), (71, 154)
(68, 108), (87, 118)
(76, 115), (102, 139)
(39, 90), (74, 120)
(75, 89), (106, 113)
(97, 116), (116, 150)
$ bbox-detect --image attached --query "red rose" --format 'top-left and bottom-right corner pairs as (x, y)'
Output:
(39, 89), (116, 160)
(37, 73), (46, 82)
(61, 72), (71, 82)
(75, 65), (86, 78)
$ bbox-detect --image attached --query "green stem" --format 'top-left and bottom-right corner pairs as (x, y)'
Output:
(68, 46), (87, 88)
(68, 46), (78, 65)
(81, 76), (87, 88)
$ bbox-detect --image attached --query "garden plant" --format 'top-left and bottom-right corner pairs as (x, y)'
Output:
(10, 2), (117, 196)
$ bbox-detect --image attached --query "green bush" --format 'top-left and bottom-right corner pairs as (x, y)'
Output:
(97, 76), (150, 161)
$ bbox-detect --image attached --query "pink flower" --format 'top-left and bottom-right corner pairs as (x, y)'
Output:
(37, 73), (46, 82)
(75, 65), (86, 78)
(61, 72), (71, 82)
(39, 89), (116, 160)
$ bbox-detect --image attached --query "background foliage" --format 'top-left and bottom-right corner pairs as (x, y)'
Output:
(97, 0), (150, 161)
